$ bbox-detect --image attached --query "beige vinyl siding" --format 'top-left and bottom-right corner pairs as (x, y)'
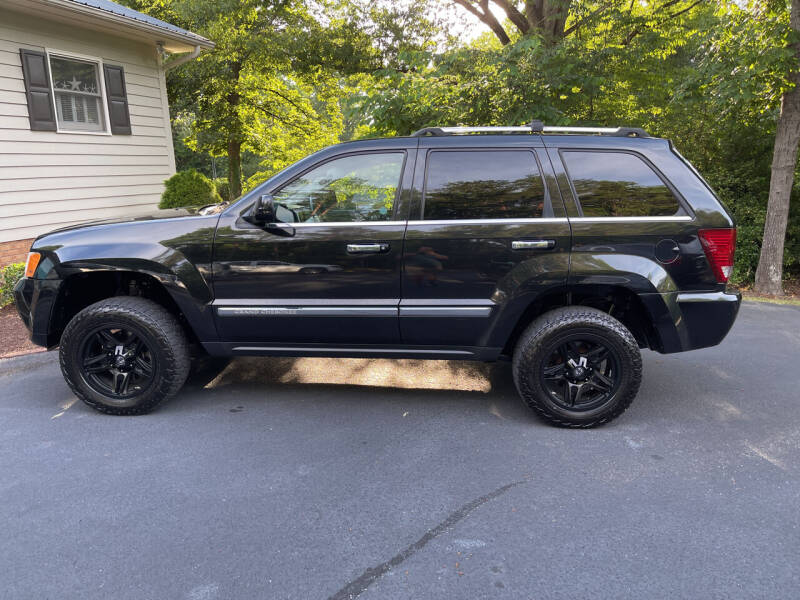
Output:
(0, 8), (176, 243)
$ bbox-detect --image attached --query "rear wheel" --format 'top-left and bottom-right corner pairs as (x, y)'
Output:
(512, 306), (642, 428)
(59, 297), (191, 415)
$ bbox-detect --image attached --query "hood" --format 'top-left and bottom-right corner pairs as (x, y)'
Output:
(35, 206), (222, 240)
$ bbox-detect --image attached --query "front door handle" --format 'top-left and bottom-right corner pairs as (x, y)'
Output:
(511, 239), (556, 250)
(347, 243), (389, 254)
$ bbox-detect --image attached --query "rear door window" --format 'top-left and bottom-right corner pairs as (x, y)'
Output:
(561, 151), (681, 217)
(423, 150), (546, 220)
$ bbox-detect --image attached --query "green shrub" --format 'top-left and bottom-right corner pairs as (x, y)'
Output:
(159, 169), (221, 209)
(0, 262), (24, 308)
(213, 177), (231, 202)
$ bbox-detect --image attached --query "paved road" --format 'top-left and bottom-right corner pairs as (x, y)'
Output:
(1, 301), (799, 599)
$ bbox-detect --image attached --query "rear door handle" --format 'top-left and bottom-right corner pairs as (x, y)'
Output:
(347, 243), (389, 254)
(511, 239), (555, 250)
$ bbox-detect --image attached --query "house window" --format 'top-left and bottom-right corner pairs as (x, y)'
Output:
(48, 54), (106, 133)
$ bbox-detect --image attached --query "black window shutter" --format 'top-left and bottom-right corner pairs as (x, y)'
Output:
(103, 64), (132, 135)
(19, 49), (57, 131)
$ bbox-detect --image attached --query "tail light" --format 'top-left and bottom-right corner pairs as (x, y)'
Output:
(698, 228), (736, 283)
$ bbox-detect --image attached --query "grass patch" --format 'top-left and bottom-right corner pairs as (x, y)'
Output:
(741, 293), (800, 307)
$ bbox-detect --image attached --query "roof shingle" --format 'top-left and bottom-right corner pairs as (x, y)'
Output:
(64, 0), (211, 45)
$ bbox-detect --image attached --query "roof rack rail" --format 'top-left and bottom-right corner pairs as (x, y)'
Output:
(411, 121), (650, 138)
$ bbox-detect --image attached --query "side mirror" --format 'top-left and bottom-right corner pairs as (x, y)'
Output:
(275, 203), (298, 223)
(253, 194), (275, 224)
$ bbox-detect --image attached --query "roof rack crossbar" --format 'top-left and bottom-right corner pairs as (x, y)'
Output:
(410, 123), (650, 138)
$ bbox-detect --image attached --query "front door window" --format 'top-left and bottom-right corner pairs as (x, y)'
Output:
(272, 153), (405, 223)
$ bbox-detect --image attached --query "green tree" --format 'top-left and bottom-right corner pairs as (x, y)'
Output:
(359, 0), (798, 285)
(689, 1), (798, 292)
(753, 0), (800, 295)
(125, 0), (347, 199)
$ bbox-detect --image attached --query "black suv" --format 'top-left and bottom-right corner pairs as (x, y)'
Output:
(14, 123), (740, 427)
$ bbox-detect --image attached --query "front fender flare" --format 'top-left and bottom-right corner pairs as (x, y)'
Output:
(38, 245), (218, 344)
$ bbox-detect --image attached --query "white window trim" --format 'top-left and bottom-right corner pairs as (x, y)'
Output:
(45, 48), (112, 136)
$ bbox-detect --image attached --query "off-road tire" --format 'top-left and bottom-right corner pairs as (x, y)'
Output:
(512, 306), (642, 428)
(59, 297), (191, 415)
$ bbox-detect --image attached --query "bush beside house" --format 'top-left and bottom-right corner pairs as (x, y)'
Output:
(159, 170), (222, 209)
(0, 263), (24, 308)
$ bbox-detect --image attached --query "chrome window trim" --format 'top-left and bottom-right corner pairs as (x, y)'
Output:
(569, 216), (693, 223)
(185, 214), (690, 226)
(269, 220), (407, 229)
(409, 218), (569, 226)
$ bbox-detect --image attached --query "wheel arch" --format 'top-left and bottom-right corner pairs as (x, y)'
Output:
(501, 284), (665, 356)
(48, 266), (214, 348)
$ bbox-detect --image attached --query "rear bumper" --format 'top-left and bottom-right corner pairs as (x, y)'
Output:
(675, 291), (741, 350)
(13, 276), (62, 348)
(643, 290), (741, 354)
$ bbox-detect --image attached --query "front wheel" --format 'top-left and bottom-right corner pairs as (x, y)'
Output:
(59, 297), (191, 415)
(512, 306), (642, 428)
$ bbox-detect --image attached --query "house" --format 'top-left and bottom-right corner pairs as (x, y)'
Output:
(0, 0), (213, 266)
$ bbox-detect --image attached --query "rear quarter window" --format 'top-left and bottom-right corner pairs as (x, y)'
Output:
(561, 151), (681, 217)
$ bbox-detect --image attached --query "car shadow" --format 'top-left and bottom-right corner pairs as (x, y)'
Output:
(175, 356), (534, 422)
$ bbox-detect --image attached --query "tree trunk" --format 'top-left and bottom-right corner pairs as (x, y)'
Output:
(754, 0), (800, 296)
(228, 139), (242, 200)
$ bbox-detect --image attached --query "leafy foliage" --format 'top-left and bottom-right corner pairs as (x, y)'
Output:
(122, 0), (799, 284)
(159, 169), (221, 209)
(351, 0), (799, 283)
(213, 177), (231, 202)
(0, 262), (24, 308)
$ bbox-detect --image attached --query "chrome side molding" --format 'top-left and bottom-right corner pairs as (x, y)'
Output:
(676, 292), (740, 303)
(216, 306), (396, 317)
(216, 304), (495, 318)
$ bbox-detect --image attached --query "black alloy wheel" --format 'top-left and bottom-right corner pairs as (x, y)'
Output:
(79, 325), (156, 401)
(540, 335), (621, 412)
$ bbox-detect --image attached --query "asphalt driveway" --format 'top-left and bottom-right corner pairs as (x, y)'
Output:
(1, 301), (799, 599)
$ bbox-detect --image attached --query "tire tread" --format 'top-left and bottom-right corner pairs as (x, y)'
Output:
(512, 306), (642, 428)
(59, 296), (191, 415)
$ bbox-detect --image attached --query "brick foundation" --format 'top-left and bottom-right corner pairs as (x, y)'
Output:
(0, 239), (34, 268)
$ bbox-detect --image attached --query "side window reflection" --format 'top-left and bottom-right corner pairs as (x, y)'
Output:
(272, 153), (404, 223)
(562, 151), (681, 217)
(423, 151), (546, 220)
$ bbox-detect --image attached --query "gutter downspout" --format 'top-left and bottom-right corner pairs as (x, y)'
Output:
(163, 45), (202, 71)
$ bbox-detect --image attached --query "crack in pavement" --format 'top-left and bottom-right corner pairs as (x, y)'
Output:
(327, 479), (526, 600)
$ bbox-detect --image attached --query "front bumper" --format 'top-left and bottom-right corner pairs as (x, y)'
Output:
(13, 276), (62, 348)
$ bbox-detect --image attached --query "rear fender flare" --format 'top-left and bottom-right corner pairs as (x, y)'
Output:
(569, 253), (688, 351)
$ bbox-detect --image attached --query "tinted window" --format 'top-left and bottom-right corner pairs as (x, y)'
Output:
(423, 151), (545, 220)
(562, 151), (680, 217)
(273, 152), (404, 223)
